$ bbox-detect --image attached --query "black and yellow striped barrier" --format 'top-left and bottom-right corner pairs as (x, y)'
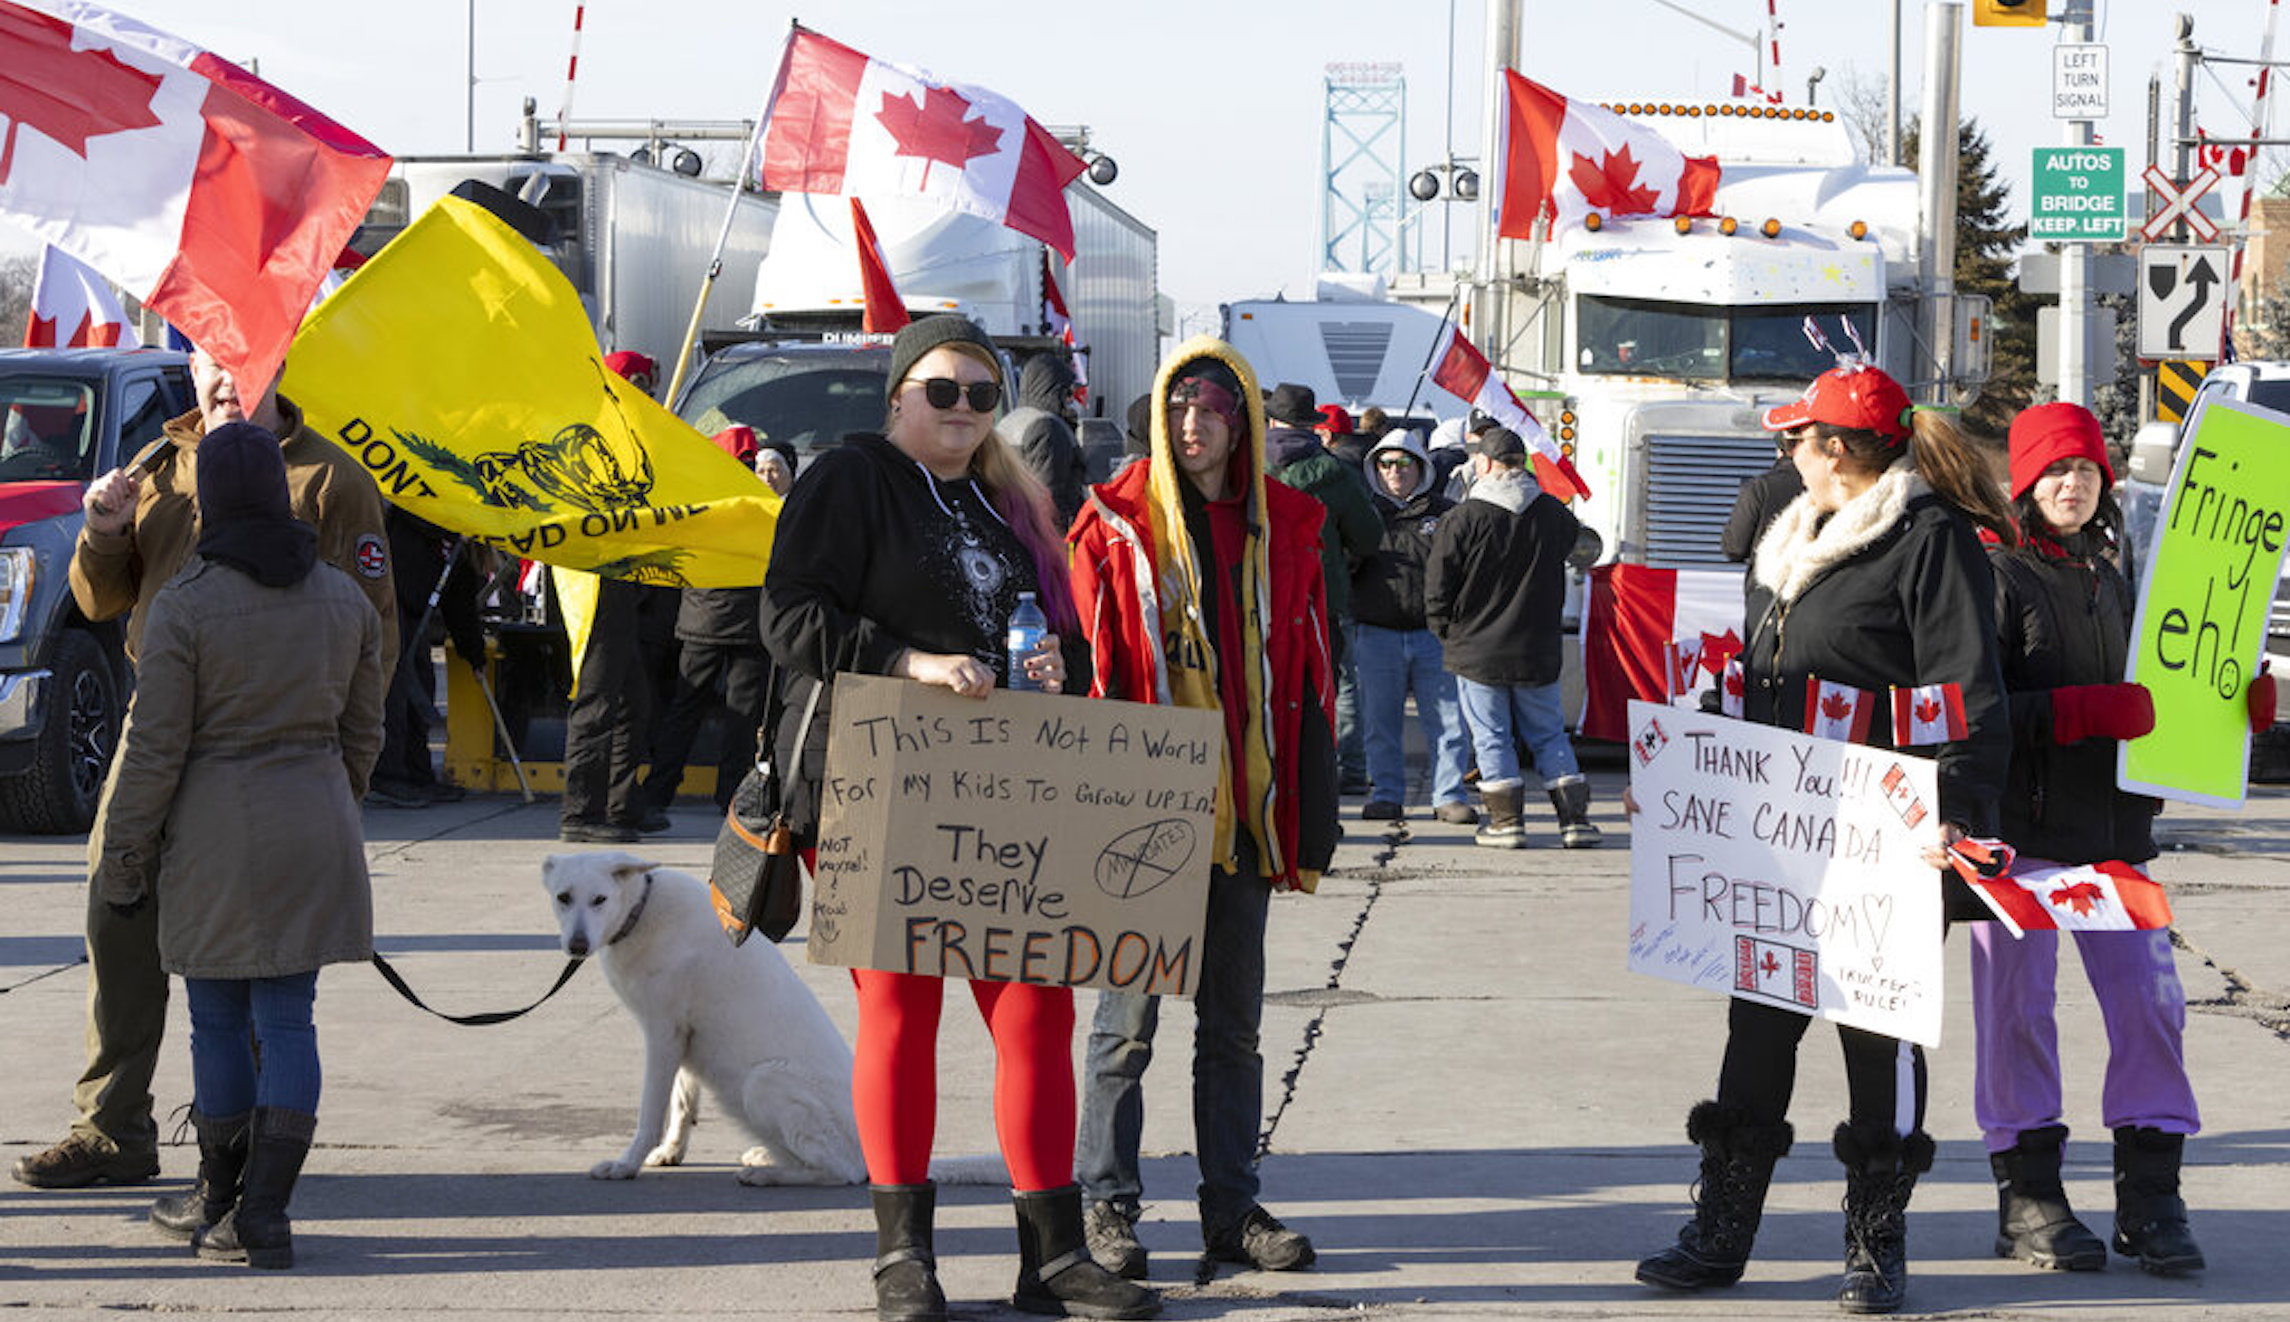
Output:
(2156, 360), (2209, 424)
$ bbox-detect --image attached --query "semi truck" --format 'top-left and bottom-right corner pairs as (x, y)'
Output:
(352, 152), (778, 363)
(744, 189), (1160, 423)
(1221, 287), (1454, 416)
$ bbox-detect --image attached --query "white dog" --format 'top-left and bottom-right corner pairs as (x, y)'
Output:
(545, 851), (869, 1186)
(544, 851), (1004, 1188)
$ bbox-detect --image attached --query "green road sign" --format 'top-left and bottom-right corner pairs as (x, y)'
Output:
(2030, 146), (2125, 242)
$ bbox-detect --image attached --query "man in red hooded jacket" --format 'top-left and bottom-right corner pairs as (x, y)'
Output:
(1066, 337), (1339, 1281)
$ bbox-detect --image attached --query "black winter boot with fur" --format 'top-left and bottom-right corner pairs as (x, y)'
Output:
(1636, 1101), (1794, 1291)
(1832, 1121), (1934, 1315)
(1991, 1125), (2105, 1270)
(870, 1183), (947, 1322)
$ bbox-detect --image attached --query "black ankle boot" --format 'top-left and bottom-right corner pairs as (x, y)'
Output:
(870, 1183), (947, 1322)
(151, 1109), (250, 1240)
(1011, 1185), (1160, 1319)
(194, 1108), (314, 1269)
(1834, 1122), (1933, 1314)
(1991, 1125), (2105, 1270)
(1636, 1101), (1794, 1290)
(2112, 1127), (2205, 1275)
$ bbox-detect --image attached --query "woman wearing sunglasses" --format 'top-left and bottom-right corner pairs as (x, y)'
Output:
(762, 316), (1158, 1322)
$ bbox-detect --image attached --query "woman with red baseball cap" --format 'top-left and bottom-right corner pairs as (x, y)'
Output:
(1966, 400), (2249, 1279)
(1637, 363), (2015, 1314)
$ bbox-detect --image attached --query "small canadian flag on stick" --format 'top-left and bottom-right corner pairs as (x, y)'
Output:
(1802, 679), (1876, 744)
(1891, 682), (1968, 746)
(1425, 324), (1590, 500)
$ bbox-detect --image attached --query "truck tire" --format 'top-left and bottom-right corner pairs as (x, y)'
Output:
(0, 629), (121, 834)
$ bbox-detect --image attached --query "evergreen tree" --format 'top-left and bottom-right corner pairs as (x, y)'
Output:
(1905, 118), (2037, 437)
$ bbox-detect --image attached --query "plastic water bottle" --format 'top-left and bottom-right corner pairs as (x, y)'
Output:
(1007, 591), (1047, 691)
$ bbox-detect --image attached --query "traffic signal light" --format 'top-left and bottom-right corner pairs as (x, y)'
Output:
(1973, 0), (2047, 26)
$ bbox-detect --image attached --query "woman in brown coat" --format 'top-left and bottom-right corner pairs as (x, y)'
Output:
(92, 421), (385, 1270)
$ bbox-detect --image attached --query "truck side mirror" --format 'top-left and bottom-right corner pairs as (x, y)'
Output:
(2126, 420), (2177, 484)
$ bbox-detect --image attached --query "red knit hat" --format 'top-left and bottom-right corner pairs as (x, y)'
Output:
(710, 424), (760, 467)
(2008, 401), (2114, 500)
(1761, 363), (1913, 444)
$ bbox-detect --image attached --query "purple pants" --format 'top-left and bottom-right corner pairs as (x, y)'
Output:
(1967, 860), (2200, 1154)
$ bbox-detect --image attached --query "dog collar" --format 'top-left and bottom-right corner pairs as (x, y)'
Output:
(604, 873), (654, 947)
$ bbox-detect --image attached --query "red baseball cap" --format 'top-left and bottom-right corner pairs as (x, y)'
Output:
(1317, 403), (1353, 436)
(1761, 364), (1913, 443)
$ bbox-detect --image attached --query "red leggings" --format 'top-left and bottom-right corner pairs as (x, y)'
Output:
(849, 968), (1075, 1191)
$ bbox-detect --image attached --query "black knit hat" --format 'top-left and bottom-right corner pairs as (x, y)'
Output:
(885, 314), (1001, 401)
(196, 421), (317, 586)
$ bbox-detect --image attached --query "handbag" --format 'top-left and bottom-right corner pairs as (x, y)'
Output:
(709, 679), (821, 946)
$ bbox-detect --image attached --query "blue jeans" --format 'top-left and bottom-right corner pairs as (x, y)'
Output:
(1334, 619), (1364, 780)
(1076, 840), (1270, 1233)
(1456, 677), (1577, 789)
(1354, 624), (1468, 805)
(186, 972), (322, 1116)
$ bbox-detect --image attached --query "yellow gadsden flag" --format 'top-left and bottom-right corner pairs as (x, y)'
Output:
(282, 195), (777, 590)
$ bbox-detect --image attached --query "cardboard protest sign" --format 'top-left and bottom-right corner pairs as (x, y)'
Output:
(1625, 700), (1947, 1046)
(2121, 397), (2290, 808)
(809, 674), (1224, 996)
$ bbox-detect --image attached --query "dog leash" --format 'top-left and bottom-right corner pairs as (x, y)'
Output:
(369, 952), (585, 1026)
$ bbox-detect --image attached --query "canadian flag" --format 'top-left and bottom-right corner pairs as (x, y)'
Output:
(1425, 323), (1589, 500)
(759, 26), (1089, 259)
(1664, 636), (1703, 699)
(1803, 678), (1876, 744)
(1041, 248), (1086, 399)
(848, 197), (908, 333)
(1962, 856), (2175, 938)
(1890, 682), (1969, 747)
(1719, 658), (1746, 719)
(1497, 70), (1721, 239)
(0, 1), (391, 398)
(23, 243), (134, 347)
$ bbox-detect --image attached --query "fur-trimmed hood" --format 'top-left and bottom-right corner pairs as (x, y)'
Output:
(1753, 459), (1928, 605)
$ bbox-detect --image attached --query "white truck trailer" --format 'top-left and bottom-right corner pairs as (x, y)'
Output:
(747, 189), (1159, 423)
(353, 153), (778, 364)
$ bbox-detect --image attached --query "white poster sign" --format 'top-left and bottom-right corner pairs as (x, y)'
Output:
(1625, 700), (1947, 1046)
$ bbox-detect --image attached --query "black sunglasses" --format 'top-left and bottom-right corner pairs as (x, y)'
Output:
(1375, 453), (1417, 468)
(908, 377), (1001, 412)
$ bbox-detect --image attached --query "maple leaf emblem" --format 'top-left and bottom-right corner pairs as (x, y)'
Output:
(877, 84), (1003, 188)
(2048, 881), (2107, 918)
(1758, 951), (1781, 979)
(1821, 690), (1856, 722)
(1568, 144), (1660, 214)
(1724, 671), (1744, 697)
(1915, 697), (1943, 724)
(0, 9), (166, 189)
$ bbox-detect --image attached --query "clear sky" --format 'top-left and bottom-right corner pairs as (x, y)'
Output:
(9, 0), (2281, 327)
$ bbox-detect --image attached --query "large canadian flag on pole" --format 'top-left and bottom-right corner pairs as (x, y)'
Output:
(0, 2), (390, 398)
(1425, 323), (1589, 501)
(757, 26), (1089, 259)
(1497, 70), (1720, 239)
(24, 242), (135, 347)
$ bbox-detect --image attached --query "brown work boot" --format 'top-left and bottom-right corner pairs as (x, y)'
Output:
(12, 1132), (160, 1189)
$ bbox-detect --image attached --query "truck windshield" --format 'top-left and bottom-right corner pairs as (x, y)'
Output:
(0, 379), (99, 483)
(678, 347), (892, 459)
(1578, 297), (1875, 383)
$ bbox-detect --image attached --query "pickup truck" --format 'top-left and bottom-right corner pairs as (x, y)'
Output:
(0, 348), (194, 833)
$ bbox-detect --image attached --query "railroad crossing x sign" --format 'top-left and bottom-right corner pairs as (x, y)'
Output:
(2138, 245), (2231, 360)
(2142, 165), (2221, 242)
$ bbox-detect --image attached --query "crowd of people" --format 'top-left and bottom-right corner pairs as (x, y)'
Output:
(10, 321), (2260, 1321)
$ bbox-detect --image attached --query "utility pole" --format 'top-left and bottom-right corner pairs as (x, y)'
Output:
(1918, 3), (1964, 404)
(2058, 0), (2098, 407)
(1476, 0), (1521, 366)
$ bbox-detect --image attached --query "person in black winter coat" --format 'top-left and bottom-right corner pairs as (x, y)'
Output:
(1424, 427), (1598, 849)
(1350, 429), (1471, 823)
(1721, 455), (1805, 563)
(1636, 363), (2016, 1314)
(759, 316), (1152, 1322)
(995, 353), (1088, 531)
(1969, 401), (2219, 1278)
(637, 426), (785, 817)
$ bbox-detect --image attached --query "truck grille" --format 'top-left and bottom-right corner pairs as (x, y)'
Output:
(1642, 433), (1783, 567)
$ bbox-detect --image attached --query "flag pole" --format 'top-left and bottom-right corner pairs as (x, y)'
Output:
(1402, 283), (1463, 416)
(662, 108), (768, 409)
